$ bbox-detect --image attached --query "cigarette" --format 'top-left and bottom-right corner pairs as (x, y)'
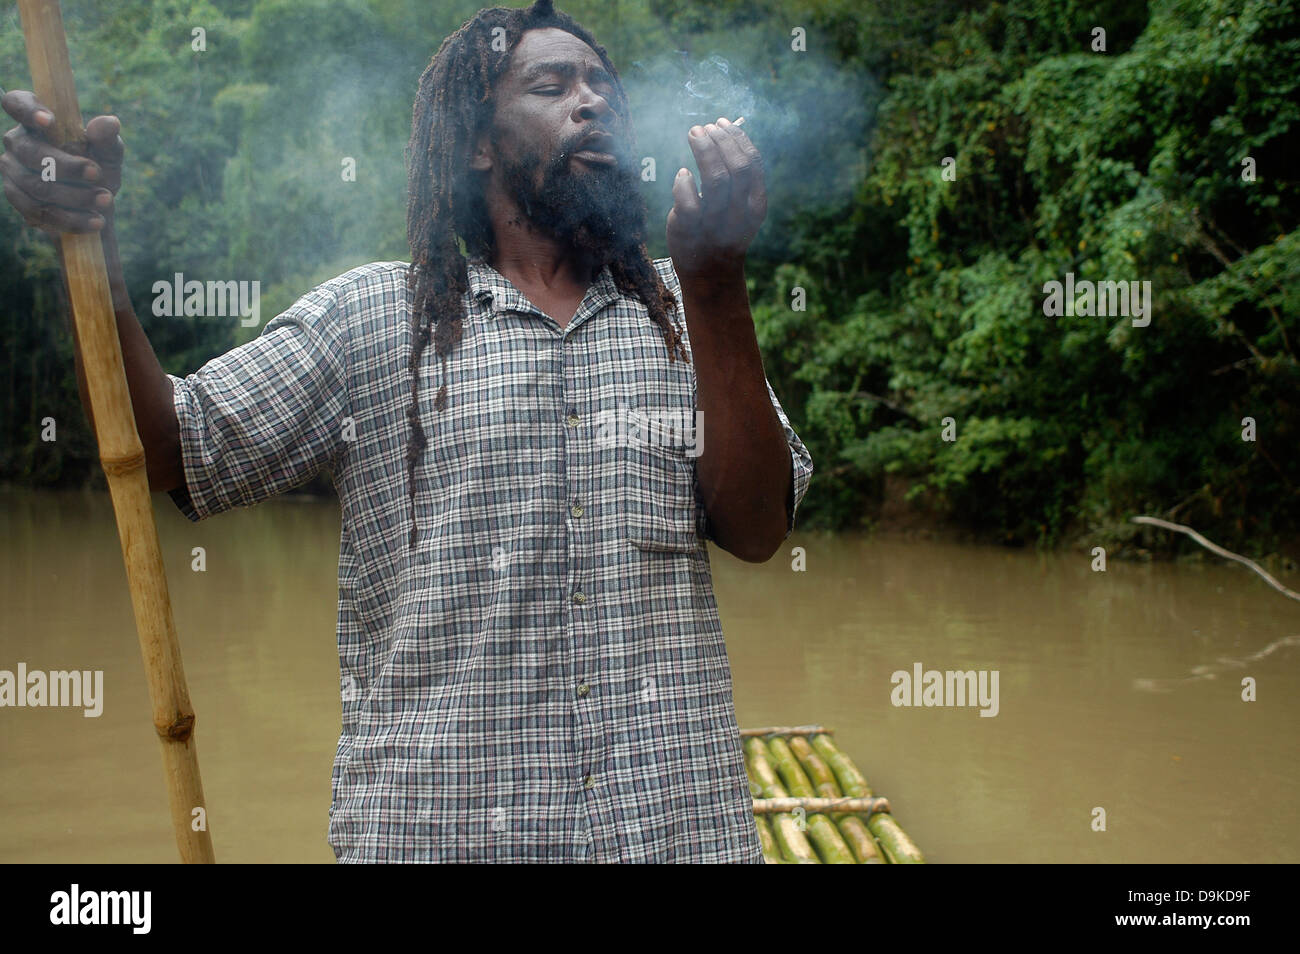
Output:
(734, 116), (745, 127)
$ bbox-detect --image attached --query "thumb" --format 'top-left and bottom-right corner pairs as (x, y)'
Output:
(86, 115), (123, 161)
(671, 167), (701, 222)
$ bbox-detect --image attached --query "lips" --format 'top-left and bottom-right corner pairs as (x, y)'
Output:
(571, 130), (618, 165)
(572, 148), (617, 165)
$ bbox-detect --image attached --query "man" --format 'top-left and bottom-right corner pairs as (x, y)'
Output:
(1, 0), (813, 862)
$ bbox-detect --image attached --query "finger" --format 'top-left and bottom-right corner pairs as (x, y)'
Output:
(671, 166), (702, 224)
(0, 151), (113, 211)
(85, 115), (124, 165)
(731, 124), (767, 227)
(722, 117), (760, 157)
(687, 123), (730, 213)
(84, 116), (123, 193)
(3, 176), (103, 233)
(2, 124), (102, 183)
(704, 119), (753, 236)
(712, 115), (759, 227)
(709, 118), (753, 188)
(1, 89), (54, 131)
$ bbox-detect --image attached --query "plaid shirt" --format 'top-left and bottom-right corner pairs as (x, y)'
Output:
(166, 257), (813, 863)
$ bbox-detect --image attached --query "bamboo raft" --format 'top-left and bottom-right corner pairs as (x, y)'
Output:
(742, 725), (926, 864)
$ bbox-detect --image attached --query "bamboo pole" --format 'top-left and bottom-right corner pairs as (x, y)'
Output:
(745, 755), (786, 864)
(753, 814), (784, 864)
(831, 810), (885, 864)
(752, 796), (892, 815)
(18, 0), (214, 863)
(788, 735), (884, 863)
(740, 724), (831, 737)
(765, 737), (856, 864)
(811, 734), (923, 864)
(744, 737), (818, 863)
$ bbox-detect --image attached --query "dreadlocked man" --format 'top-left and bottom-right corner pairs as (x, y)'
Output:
(1, 0), (814, 862)
(404, 1), (690, 551)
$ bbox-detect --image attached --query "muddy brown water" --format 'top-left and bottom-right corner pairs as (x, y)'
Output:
(2, 487), (1296, 862)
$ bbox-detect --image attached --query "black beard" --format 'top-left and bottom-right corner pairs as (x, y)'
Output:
(499, 138), (647, 260)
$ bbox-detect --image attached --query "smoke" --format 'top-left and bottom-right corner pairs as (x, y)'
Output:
(180, 5), (878, 280)
(621, 46), (876, 258)
(676, 53), (792, 127)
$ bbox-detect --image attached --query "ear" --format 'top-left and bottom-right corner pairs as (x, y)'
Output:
(469, 130), (493, 172)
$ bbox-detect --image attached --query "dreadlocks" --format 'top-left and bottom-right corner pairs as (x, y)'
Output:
(404, 0), (687, 550)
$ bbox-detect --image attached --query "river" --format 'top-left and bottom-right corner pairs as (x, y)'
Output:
(2, 488), (1296, 862)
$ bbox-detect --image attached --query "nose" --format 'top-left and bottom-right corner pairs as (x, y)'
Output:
(573, 81), (614, 125)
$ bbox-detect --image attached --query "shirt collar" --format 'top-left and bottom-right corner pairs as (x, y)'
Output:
(466, 259), (622, 327)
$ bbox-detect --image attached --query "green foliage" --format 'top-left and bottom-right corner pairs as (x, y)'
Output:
(752, 0), (1298, 554)
(1, 0), (1295, 558)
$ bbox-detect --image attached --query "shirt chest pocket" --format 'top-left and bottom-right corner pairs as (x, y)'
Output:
(619, 409), (703, 553)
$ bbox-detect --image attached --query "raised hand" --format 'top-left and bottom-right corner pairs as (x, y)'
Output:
(666, 115), (767, 282)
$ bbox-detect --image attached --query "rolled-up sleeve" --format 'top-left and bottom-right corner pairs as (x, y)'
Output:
(764, 377), (814, 538)
(166, 281), (350, 522)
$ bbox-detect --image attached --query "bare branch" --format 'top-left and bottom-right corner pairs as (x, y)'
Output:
(1132, 516), (1300, 603)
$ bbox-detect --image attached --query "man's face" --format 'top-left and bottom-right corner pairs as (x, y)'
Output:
(479, 27), (645, 254)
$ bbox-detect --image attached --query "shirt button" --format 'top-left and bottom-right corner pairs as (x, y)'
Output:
(572, 591), (587, 605)
(577, 682), (590, 696)
(570, 503), (584, 518)
(566, 412), (580, 427)
(583, 774), (596, 789)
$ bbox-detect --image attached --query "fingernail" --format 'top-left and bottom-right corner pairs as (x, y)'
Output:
(676, 167), (688, 178)
(35, 109), (53, 126)
(689, 125), (703, 138)
(90, 215), (104, 229)
(718, 117), (731, 128)
(95, 191), (113, 207)
(84, 164), (99, 181)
